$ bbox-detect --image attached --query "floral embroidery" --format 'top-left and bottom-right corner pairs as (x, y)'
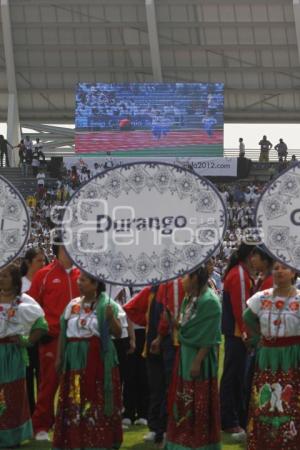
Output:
(261, 300), (272, 310)
(275, 300), (285, 310)
(289, 302), (299, 312)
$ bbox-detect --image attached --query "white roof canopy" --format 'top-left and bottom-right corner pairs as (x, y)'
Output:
(0, 0), (299, 125)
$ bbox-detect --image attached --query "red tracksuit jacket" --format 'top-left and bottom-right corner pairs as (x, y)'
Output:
(28, 260), (80, 337)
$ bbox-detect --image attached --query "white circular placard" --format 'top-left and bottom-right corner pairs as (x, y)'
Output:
(62, 162), (227, 286)
(0, 175), (30, 268)
(255, 162), (300, 271)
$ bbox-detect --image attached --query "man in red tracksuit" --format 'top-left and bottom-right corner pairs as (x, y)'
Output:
(28, 241), (80, 440)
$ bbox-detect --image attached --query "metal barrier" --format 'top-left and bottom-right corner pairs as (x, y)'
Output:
(224, 148), (300, 162)
(42, 148), (300, 162)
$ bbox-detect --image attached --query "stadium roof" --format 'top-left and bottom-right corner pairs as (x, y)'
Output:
(0, 0), (300, 128)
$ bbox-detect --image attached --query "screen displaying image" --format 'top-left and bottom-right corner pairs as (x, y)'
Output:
(75, 82), (224, 157)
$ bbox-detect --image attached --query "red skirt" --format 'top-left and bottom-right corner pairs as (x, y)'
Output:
(52, 337), (122, 450)
(166, 352), (220, 449)
(247, 367), (300, 450)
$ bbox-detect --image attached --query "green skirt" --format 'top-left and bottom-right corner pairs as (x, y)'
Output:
(0, 341), (32, 448)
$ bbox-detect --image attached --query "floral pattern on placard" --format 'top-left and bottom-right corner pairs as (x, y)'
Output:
(62, 162), (227, 286)
(256, 163), (300, 271)
(0, 177), (30, 269)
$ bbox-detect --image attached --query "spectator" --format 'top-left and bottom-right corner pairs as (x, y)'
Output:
(258, 135), (272, 162)
(239, 138), (245, 158)
(24, 142), (33, 177)
(0, 134), (13, 167)
(24, 135), (33, 152)
(15, 139), (27, 175)
(36, 138), (46, 169)
(278, 156), (288, 173)
(274, 138), (288, 161)
(36, 169), (46, 199)
(32, 147), (40, 176)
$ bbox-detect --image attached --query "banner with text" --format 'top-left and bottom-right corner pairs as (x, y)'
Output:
(63, 156), (237, 177)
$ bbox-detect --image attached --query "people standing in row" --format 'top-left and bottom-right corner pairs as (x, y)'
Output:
(52, 272), (123, 450)
(28, 234), (80, 441)
(0, 264), (48, 448)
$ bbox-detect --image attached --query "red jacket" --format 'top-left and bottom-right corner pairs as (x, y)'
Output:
(156, 279), (184, 338)
(28, 260), (80, 337)
(123, 287), (152, 327)
(222, 263), (253, 337)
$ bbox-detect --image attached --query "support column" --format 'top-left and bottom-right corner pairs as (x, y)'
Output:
(293, 0), (300, 64)
(145, 0), (163, 82)
(1, 0), (20, 167)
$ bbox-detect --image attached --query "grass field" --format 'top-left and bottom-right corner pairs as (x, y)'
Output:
(20, 426), (245, 450)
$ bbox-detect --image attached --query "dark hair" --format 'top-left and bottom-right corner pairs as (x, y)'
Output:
(51, 229), (63, 257)
(223, 243), (254, 280)
(3, 264), (22, 296)
(20, 247), (44, 276)
(251, 246), (274, 268)
(189, 265), (209, 295)
(86, 274), (106, 296)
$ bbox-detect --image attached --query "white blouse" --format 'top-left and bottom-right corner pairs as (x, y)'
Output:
(0, 293), (45, 338)
(21, 276), (31, 293)
(247, 288), (300, 338)
(65, 297), (125, 339)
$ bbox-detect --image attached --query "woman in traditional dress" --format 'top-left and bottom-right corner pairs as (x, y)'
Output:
(0, 263), (48, 448)
(165, 265), (221, 450)
(244, 261), (300, 450)
(52, 272), (123, 450)
(20, 246), (46, 414)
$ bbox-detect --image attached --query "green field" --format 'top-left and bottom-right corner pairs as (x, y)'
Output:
(77, 144), (223, 158)
(20, 426), (245, 450)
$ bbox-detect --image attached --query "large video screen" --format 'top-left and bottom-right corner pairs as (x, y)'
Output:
(75, 83), (224, 157)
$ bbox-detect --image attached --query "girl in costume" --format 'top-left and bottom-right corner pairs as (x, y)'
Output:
(20, 246), (46, 414)
(0, 263), (48, 448)
(244, 261), (300, 450)
(165, 265), (221, 450)
(52, 272), (123, 450)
